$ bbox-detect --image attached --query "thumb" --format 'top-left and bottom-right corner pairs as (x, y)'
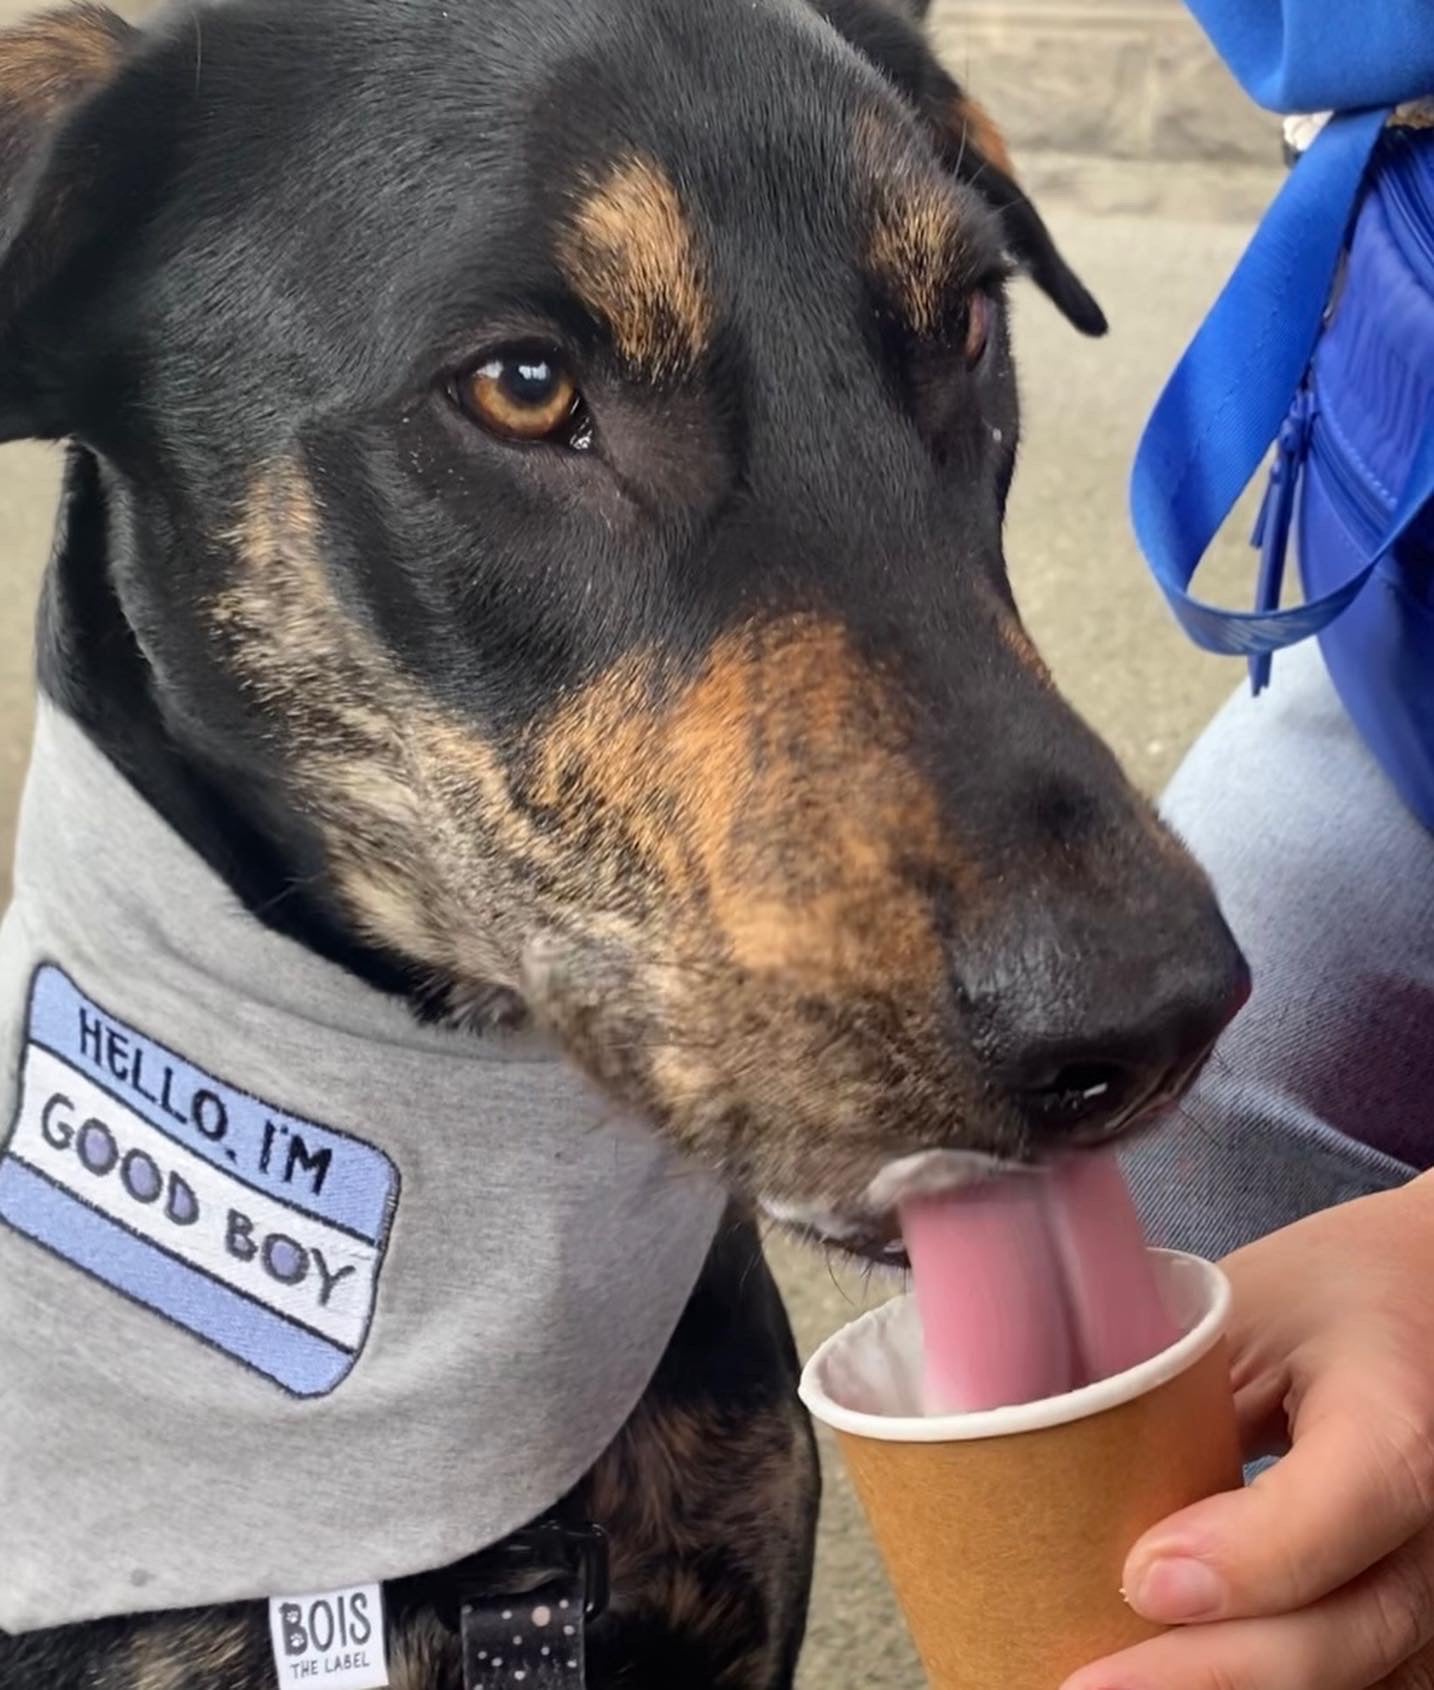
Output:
(1125, 1369), (1434, 1624)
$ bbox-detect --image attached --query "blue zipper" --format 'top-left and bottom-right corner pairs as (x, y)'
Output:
(1248, 386), (1314, 692)
(1245, 128), (1431, 693)
(1246, 380), (1397, 691)
(1307, 392), (1391, 547)
(1380, 129), (1434, 274)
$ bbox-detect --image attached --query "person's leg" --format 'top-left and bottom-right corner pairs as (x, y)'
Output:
(1122, 640), (1433, 1259)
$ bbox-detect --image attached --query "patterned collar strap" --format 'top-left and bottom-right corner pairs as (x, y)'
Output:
(455, 1522), (608, 1690)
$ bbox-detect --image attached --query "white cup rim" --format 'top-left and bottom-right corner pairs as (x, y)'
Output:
(798, 1249), (1231, 1443)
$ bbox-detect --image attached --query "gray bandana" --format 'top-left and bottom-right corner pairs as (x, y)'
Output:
(0, 704), (724, 1634)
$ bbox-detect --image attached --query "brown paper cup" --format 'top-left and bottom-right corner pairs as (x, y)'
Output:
(799, 1251), (1241, 1690)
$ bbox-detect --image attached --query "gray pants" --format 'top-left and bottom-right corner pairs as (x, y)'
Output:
(1122, 639), (1434, 1259)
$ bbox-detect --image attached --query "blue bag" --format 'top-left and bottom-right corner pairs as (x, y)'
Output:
(1129, 1), (1434, 827)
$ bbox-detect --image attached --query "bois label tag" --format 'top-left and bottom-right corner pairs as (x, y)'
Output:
(0, 965), (398, 1396)
(269, 1584), (389, 1690)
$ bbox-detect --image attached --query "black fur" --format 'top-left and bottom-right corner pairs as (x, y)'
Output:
(0, 1), (1244, 1685)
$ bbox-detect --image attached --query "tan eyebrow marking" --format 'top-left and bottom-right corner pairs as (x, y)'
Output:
(0, 2), (131, 125)
(857, 112), (967, 338)
(557, 155), (712, 380)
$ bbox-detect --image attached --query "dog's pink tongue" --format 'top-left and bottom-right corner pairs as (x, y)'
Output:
(901, 1172), (1078, 1413)
(901, 1153), (1177, 1415)
(1042, 1152), (1182, 1383)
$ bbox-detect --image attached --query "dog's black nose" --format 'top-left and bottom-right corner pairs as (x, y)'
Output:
(962, 921), (1250, 1145)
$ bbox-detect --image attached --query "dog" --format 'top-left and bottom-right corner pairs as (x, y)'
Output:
(0, 0), (1248, 1685)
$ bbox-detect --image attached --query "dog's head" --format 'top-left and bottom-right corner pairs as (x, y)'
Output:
(0, 0), (1244, 1255)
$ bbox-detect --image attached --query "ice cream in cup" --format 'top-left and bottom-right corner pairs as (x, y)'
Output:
(798, 1153), (1242, 1690)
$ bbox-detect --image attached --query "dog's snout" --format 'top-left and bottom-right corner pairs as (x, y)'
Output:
(964, 917), (1251, 1145)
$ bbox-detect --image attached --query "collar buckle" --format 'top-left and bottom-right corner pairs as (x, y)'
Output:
(484, 1520), (609, 1622)
(454, 1519), (608, 1689)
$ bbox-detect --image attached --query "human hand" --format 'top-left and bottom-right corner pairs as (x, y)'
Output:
(1060, 1174), (1434, 1690)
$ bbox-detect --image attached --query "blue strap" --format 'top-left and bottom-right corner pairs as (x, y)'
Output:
(1129, 107), (1425, 664)
(1184, 0), (1434, 113)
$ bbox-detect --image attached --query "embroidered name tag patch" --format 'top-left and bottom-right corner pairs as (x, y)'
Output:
(0, 965), (398, 1396)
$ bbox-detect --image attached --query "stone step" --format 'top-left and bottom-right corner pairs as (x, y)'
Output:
(0, 0), (1280, 204)
(930, 0), (1281, 168)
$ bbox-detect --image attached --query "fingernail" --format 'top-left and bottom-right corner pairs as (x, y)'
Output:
(1129, 1556), (1224, 1621)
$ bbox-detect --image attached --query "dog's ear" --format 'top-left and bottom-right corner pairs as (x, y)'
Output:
(936, 85), (1108, 337)
(814, 0), (1107, 338)
(0, 2), (139, 441)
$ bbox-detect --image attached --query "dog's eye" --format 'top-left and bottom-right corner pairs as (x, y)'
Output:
(963, 293), (993, 366)
(457, 349), (582, 443)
